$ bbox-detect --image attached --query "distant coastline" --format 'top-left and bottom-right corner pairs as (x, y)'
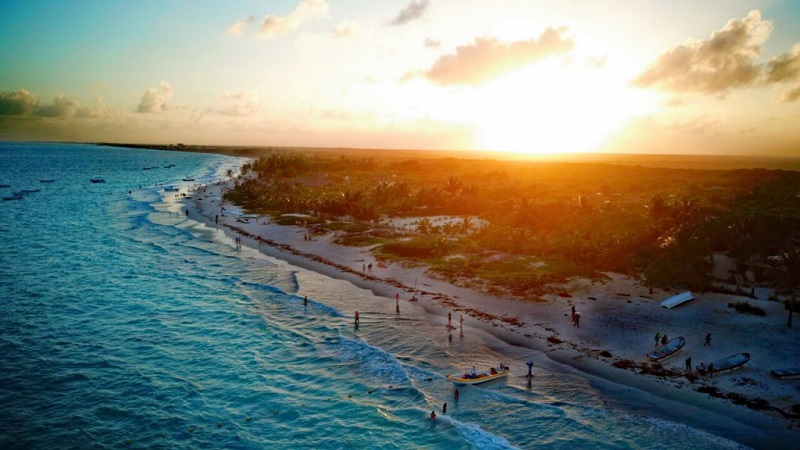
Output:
(92, 141), (800, 171)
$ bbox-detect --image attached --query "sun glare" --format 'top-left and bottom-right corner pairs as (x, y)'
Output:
(473, 55), (657, 155)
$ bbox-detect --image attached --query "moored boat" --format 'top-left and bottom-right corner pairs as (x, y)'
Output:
(646, 336), (685, 362)
(447, 365), (510, 385)
(90, 178), (106, 183)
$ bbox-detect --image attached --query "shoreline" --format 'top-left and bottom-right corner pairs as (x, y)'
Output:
(184, 179), (800, 448)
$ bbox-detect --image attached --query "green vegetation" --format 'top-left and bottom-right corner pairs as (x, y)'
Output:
(225, 149), (800, 309)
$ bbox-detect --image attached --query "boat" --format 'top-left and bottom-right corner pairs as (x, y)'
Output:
(19, 189), (40, 194)
(90, 178), (106, 183)
(182, 177), (195, 182)
(660, 291), (694, 309)
(39, 179), (55, 183)
(699, 352), (750, 376)
(646, 336), (685, 362)
(163, 186), (180, 192)
(3, 194), (23, 201)
(447, 366), (510, 385)
(770, 368), (800, 380)
(0, 184), (10, 188)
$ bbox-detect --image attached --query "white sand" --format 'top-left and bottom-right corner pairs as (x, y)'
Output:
(185, 181), (800, 444)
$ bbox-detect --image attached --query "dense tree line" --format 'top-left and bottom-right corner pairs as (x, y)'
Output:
(227, 151), (800, 322)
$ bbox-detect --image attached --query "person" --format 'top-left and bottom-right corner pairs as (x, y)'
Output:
(355, 311), (360, 325)
(471, 366), (477, 376)
(574, 312), (580, 328)
(697, 362), (706, 374)
(459, 315), (464, 329)
(490, 367), (497, 375)
(661, 334), (668, 346)
(442, 402), (447, 414)
(454, 389), (460, 401)
(704, 333), (712, 346)
(448, 312), (452, 326)
(654, 333), (661, 348)
(395, 292), (399, 302)
(430, 411), (436, 420)
(526, 360), (533, 377)
(304, 295), (308, 306)
(571, 305), (576, 316)
(685, 357), (692, 372)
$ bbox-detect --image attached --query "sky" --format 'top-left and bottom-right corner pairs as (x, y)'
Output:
(1, 0), (800, 156)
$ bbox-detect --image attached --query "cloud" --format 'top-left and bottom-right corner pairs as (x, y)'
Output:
(259, 0), (329, 39)
(227, 16), (255, 36)
(0, 89), (38, 115)
(424, 28), (574, 86)
(35, 94), (78, 118)
(75, 95), (110, 118)
(137, 81), (173, 113)
(332, 20), (358, 39)
(424, 38), (440, 49)
(218, 91), (260, 116)
(632, 10), (772, 94)
(765, 43), (800, 102)
(389, 0), (429, 26)
(0, 90), (81, 118)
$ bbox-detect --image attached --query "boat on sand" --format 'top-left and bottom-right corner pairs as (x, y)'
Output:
(770, 368), (800, 379)
(646, 336), (686, 362)
(699, 352), (750, 376)
(447, 366), (509, 385)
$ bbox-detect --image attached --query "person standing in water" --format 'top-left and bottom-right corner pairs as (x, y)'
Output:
(354, 311), (360, 325)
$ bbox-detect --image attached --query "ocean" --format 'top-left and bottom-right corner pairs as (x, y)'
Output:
(0, 142), (751, 449)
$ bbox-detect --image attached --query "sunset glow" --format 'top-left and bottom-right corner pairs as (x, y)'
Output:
(1, 1), (799, 156)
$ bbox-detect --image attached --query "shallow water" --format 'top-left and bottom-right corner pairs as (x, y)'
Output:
(0, 142), (751, 449)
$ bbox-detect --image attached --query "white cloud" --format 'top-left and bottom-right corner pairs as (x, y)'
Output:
(226, 16), (255, 36)
(136, 81), (173, 113)
(259, 0), (329, 39)
(424, 29), (575, 86)
(633, 10), (772, 94)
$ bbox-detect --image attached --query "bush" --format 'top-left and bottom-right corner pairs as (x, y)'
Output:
(727, 301), (766, 316)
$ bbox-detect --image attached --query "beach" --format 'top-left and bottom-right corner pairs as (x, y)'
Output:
(186, 178), (800, 447)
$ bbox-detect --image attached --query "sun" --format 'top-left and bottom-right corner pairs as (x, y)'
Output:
(472, 55), (656, 155)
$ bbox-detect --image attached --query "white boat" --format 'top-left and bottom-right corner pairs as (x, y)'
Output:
(646, 336), (685, 362)
(447, 366), (509, 385)
(660, 291), (694, 309)
(770, 368), (800, 379)
(699, 352), (750, 376)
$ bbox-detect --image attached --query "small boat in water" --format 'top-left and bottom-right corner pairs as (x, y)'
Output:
(447, 365), (510, 385)
(699, 352), (750, 376)
(90, 178), (106, 183)
(39, 179), (55, 183)
(3, 194), (23, 201)
(182, 177), (195, 181)
(163, 186), (180, 192)
(646, 336), (685, 362)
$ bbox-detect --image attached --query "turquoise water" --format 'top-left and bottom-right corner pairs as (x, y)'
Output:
(0, 142), (751, 449)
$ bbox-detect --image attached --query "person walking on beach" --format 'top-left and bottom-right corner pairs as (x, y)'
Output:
(354, 311), (360, 325)
(448, 312), (452, 326)
(704, 333), (712, 346)
(459, 315), (464, 330)
(304, 295), (308, 306)
(442, 402), (447, 414)
(661, 334), (668, 346)
(685, 357), (692, 373)
(526, 360), (533, 377)
(654, 333), (661, 348)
